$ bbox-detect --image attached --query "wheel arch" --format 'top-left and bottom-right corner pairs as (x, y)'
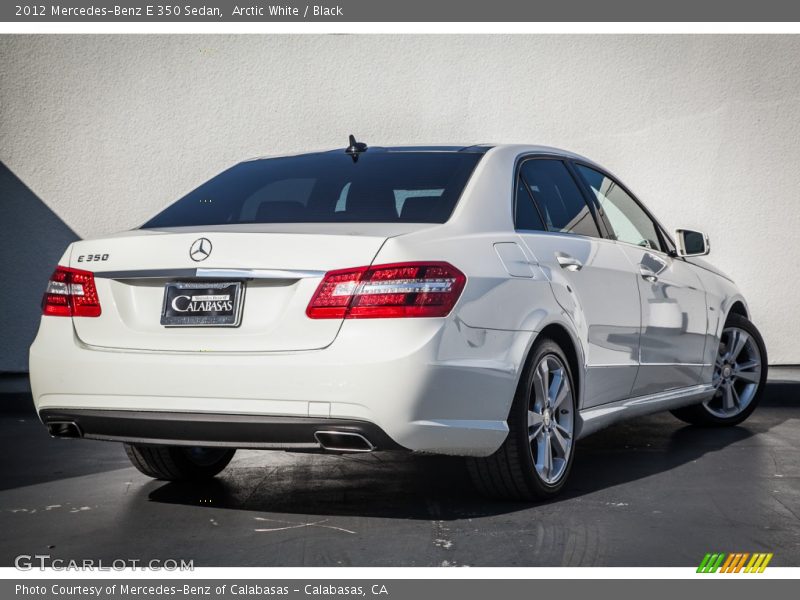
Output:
(727, 300), (749, 321)
(514, 320), (585, 414)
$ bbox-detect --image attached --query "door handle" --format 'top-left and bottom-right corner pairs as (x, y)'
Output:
(640, 252), (666, 283)
(640, 264), (659, 282)
(556, 253), (583, 271)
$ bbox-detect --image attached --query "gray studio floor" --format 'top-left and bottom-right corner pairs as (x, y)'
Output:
(1, 370), (799, 567)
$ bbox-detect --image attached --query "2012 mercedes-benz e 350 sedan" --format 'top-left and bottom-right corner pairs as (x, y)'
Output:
(30, 140), (768, 500)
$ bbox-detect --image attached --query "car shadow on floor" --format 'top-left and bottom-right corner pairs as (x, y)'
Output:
(0, 414), (133, 491)
(2, 382), (794, 497)
(145, 410), (773, 521)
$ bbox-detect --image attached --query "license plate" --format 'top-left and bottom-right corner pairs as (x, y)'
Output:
(161, 281), (244, 327)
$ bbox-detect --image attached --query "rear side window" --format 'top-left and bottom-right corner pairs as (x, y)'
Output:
(142, 152), (483, 227)
(518, 159), (600, 237)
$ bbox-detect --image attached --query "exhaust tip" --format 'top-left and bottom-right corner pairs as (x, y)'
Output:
(47, 421), (83, 439)
(314, 431), (375, 453)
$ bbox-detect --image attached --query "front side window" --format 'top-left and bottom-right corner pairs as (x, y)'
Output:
(575, 164), (663, 252)
(518, 159), (600, 237)
(142, 151), (483, 227)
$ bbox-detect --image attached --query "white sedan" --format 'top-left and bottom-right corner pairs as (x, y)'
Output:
(29, 140), (768, 500)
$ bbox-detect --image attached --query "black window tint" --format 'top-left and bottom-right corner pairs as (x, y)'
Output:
(575, 164), (663, 252)
(239, 178), (316, 223)
(142, 152), (482, 227)
(519, 160), (600, 237)
(515, 176), (545, 231)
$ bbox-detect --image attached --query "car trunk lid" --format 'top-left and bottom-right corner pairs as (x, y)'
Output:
(69, 224), (428, 352)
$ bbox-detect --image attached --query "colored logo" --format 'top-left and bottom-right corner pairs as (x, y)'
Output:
(697, 552), (773, 573)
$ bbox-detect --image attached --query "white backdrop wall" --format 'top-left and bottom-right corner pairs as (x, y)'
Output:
(1, 34), (798, 366)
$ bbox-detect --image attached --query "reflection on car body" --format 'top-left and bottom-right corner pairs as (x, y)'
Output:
(30, 140), (768, 500)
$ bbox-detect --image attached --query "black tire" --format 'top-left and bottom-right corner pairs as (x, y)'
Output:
(467, 337), (577, 501)
(124, 444), (235, 481)
(671, 313), (768, 427)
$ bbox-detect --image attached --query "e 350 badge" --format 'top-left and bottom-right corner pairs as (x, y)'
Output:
(76, 253), (109, 263)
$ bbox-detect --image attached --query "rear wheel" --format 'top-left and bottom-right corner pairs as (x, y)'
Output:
(467, 338), (577, 501)
(671, 313), (767, 426)
(124, 444), (235, 481)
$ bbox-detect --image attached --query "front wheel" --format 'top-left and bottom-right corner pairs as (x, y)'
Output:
(124, 444), (235, 481)
(467, 338), (577, 501)
(671, 313), (768, 426)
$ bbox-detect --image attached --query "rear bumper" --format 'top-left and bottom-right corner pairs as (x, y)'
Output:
(30, 317), (531, 456)
(39, 409), (402, 452)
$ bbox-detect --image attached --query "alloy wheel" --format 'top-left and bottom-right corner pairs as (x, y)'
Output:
(704, 326), (762, 418)
(528, 355), (575, 485)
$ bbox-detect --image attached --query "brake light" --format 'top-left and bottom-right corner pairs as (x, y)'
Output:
(42, 266), (101, 317)
(307, 262), (466, 319)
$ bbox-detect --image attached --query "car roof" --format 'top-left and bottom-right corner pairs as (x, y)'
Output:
(322, 144), (493, 154)
(322, 144), (599, 164)
(245, 144), (600, 165)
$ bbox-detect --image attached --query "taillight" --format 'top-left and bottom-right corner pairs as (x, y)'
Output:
(307, 262), (466, 319)
(42, 266), (101, 318)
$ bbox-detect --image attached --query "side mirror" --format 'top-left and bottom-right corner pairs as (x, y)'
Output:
(675, 229), (710, 257)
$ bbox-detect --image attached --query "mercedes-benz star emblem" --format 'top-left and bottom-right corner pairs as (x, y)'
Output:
(189, 238), (212, 262)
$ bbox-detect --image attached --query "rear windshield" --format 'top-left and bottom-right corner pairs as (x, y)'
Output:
(142, 151), (483, 228)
